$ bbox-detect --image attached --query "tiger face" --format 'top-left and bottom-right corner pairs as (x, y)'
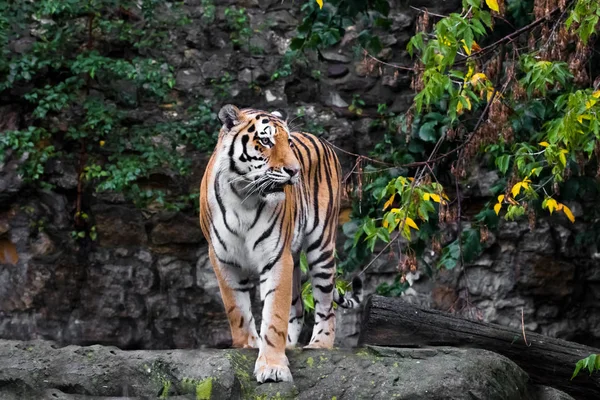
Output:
(218, 105), (301, 202)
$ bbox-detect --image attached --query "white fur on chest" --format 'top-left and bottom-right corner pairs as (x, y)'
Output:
(208, 169), (301, 272)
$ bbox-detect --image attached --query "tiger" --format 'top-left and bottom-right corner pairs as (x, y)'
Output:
(199, 104), (362, 383)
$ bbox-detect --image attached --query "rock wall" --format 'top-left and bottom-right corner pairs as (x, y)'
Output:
(1, 0), (598, 351)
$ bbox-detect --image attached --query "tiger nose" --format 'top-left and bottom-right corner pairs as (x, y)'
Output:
(283, 167), (299, 178)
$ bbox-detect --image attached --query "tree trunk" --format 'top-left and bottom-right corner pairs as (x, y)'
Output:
(359, 295), (600, 400)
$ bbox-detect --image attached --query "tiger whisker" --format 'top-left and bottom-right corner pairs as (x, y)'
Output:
(287, 114), (303, 128)
(240, 176), (272, 203)
(289, 122), (305, 132)
(228, 172), (261, 184)
(240, 175), (267, 191)
(252, 179), (278, 201)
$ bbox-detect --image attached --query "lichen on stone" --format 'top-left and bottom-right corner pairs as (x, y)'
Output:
(306, 356), (314, 368)
(181, 377), (213, 400)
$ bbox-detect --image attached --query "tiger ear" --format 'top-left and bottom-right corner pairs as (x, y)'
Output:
(271, 109), (288, 121)
(218, 104), (241, 130)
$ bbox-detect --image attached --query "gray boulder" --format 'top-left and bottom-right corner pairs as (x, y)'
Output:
(0, 339), (569, 399)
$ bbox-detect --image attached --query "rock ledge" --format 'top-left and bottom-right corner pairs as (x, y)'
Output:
(0, 339), (573, 399)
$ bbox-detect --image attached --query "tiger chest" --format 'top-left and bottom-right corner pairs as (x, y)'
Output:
(211, 201), (300, 272)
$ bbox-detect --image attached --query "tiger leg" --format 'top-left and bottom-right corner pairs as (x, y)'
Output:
(254, 250), (294, 383)
(208, 249), (259, 348)
(304, 241), (336, 349)
(286, 256), (304, 348)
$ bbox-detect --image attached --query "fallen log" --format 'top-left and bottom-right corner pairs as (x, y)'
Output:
(359, 295), (600, 400)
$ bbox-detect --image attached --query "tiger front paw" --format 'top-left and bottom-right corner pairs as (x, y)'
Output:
(254, 355), (293, 383)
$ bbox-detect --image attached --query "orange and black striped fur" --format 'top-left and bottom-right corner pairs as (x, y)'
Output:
(199, 105), (362, 383)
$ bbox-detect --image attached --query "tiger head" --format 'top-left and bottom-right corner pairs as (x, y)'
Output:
(217, 104), (301, 201)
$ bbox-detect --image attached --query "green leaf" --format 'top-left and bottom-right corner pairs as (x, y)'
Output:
(376, 227), (391, 243)
(571, 354), (600, 380)
(301, 281), (315, 311)
(587, 354), (597, 375)
(495, 155), (511, 175)
(300, 251), (309, 274)
(418, 121), (438, 142)
(571, 360), (583, 380)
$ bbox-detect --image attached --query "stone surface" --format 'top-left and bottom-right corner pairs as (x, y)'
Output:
(92, 205), (148, 247)
(0, 339), (546, 400)
(0, 152), (25, 208)
(150, 215), (204, 245)
(530, 385), (575, 400)
(327, 64), (349, 78)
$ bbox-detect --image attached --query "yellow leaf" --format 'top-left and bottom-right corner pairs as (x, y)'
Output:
(539, 142), (550, 147)
(511, 182), (522, 197)
(461, 40), (471, 55)
(382, 219), (389, 228)
(593, 90), (600, 98)
(442, 192), (450, 200)
(494, 202), (502, 215)
(465, 65), (475, 82)
(464, 96), (472, 110)
(497, 194), (505, 203)
(384, 193), (395, 210)
(430, 193), (441, 203)
(99, 140), (106, 147)
(405, 217), (419, 230)
(486, 0), (500, 12)
(559, 151), (567, 167)
(578, 113), (592, 122)
(456, 100), (463, 114)
(486, 87), (495, 102)
(545, 198), (558, 214)
(556, 203), (563, 211)
(316, 0), (323, 9)
(562, 205), (575, 223)
(585, 100), (597, 109)
(423, 193), (430, 201)
(470, 73), (487, 86)
(521, 181), (529, 190)
(390, 208), (401, 214)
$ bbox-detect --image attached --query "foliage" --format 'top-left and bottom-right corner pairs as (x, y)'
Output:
(348, 94), (366, 116)
(224, 6), (257, 53)
(572, 354), (600, 379)
(0, 0), (218, 239)
(201, 0), (216, 24)
(337, 0), (600, 295)
(299, 250), (351, 312)
(292, 107), (326, 136)
(271, 0), (392, 82)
